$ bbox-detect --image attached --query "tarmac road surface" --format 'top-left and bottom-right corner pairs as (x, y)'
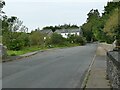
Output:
(2, 44), (97, 88)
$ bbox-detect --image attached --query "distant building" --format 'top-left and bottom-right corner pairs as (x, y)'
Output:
(40, 28), (82, 38)
(55, 28), (82, 38)
(40, 29), (53, 36)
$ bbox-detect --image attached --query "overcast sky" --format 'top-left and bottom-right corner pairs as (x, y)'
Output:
(3, 0), (112, 32)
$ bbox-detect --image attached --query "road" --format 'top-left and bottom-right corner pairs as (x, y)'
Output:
(3, 44), (97, 88)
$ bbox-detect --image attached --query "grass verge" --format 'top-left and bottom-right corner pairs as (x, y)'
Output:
(7, 46), (47, 56)
(7, 44), (80, 56)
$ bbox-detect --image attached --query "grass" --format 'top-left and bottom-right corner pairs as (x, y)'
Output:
(7, 46), (47, 56)
(7, 44), (80, 56)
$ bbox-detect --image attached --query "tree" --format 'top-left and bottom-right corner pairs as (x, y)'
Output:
(81, 9), (101, 42)
(81, 22), (93, 42)
(0, 0), (5, 14)
(0, 0), (5, 36)
(42, 24), (79, 33)
(103, 8), (118, 43)
(2, 16), (29, 50)
(103, 1), (120, 15)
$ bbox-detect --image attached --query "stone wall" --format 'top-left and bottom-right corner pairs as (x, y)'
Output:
(106, 51), (120, 89)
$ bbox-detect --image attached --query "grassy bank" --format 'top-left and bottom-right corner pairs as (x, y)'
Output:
(7, 44), (80, 56)
(7, 46), (47, 56)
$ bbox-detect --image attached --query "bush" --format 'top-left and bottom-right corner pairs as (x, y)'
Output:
(68, 35), (86, 45)
(8, 39), (23, 50)
(49, 33), (66, 45)
(75, 36), (86, 45)
(3, 32), (30, 51)
(29, 31), (44, 46)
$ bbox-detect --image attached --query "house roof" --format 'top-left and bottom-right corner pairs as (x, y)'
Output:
(40, 29), (53, 35)
(55, 29), (81, 34)
(40, 28), (82, 35)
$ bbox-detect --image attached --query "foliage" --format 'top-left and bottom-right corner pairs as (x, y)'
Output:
(2, 16), (29, 50)
(43, 26), (57, 32)
(7, 46), (44, 56)
(75, 36), (86, 45)
(103, 1), (120, 15)
(3, 32), (29, 50)
(81, 9), (101, 42)
(81, 22), (93, 42)
(42, 24), (79, 32)
(0, 0), (5, 14)
(101, 1), (120, 44)
(81, 1), (120, 44)
(103, 8), (119, 43)
(47, 33), (66, 45)
(58, 24), (79, 29)
(68, 34), (86, 45)
(29, 30), (45, 46)
(2, 15), (82, 52)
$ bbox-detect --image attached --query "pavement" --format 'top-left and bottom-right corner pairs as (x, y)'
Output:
(84, 44), (111, 89)
(2, 44), (97, 88)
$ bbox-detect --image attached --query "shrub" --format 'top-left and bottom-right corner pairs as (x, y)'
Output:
(3, 32), (30, 51)
(29, 31), (44, 46)
(68, 35), (86, 45)
(49, 33), (66, 45)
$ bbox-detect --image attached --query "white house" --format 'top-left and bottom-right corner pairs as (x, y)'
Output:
(55, 28), (82, 38)
(40, 28), (82, 38)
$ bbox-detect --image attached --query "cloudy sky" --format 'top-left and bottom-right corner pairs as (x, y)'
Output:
(3, 0), (112, 32)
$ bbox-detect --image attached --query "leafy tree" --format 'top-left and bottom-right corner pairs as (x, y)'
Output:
(81, 9), (101, 42)
(43, 26), (55, 32)
(81, 22), (93, 42)
(81, 3), (119, 43)
(58, 24), (79, 29)
(19, 32), (30, 47)
(42, 24), (79, 32)
(103, 8), (118, 43)
(0, 0), (5, 36)
(103, 1), (120, 15)
(0, 0), (5, 14)
(2, 16), (29, 50)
